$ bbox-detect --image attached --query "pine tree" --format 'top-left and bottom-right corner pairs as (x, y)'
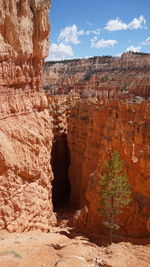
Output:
(98, 151), (131, 243)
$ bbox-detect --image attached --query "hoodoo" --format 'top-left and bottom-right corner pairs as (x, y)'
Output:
(0, 0), (56, 232)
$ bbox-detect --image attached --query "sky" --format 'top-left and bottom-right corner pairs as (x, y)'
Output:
(46, 0), (150, 61)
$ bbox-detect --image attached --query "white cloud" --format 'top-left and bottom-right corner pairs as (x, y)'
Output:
(128, 15), (146, 29)
(105, 18), (128, 31)
(86, 28), (101, 35)
(105, 15), (146, 31)
(91, 38), (117, 48)
(58, 24), (101, 45)
(143, 36), (150, 45)
(78, 29), (85, 35)
(58, 24), (85, 44)
(46, 43), (74, 61)
(91, 36), (98, 48)
(126, 45), (141, 52)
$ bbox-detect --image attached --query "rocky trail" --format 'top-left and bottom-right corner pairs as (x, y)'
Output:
(0, 210), (150, 267)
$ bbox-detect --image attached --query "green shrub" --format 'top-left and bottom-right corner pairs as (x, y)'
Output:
(97, 151), (132, 243)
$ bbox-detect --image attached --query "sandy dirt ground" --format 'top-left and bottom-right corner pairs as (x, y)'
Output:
(0, 224), (150, 267)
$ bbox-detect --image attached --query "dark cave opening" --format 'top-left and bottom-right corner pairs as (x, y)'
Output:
(51, 134), (71, 211)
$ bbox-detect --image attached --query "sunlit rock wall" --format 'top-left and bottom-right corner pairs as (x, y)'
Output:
(44, 53), (150, 98)
(68, 99), (150, 237)
(0, 0), (56, 232)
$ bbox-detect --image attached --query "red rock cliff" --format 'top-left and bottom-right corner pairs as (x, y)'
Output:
(44, 51), (150, 238)
(45, 91), (150, 238)
(44, 53), (150, 98)
(68, 99), (150, 238)
(0, 0), (56, 232)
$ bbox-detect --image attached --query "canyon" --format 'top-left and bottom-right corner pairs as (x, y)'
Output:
(0, 0), (150, 247)
(44, 55), (150, 239)
(46, 93), (150, 238)
(0, 0), (150, 266)
(44, 53), (150, 98)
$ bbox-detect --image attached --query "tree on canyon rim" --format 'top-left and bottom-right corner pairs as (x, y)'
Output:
(98, 151), (132, 243)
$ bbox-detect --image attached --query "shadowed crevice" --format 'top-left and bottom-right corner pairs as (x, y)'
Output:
(51, 134), (71, 211)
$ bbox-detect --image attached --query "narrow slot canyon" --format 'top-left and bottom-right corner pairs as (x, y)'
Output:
(1, 1), (150, 266)
(48, 95), (150, 239)
(51, 134), (71, 211)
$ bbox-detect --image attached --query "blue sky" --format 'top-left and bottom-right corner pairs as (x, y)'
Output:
(46, 0), (150, 61)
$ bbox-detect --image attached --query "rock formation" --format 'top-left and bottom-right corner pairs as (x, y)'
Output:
(48, 95), (70, 208)
(0, 0), (149, 240)
(44, 53), (150, 98)
(45, 55), (150, 238)
(0, 0), (56, 232)
(67, 98), (150, 237)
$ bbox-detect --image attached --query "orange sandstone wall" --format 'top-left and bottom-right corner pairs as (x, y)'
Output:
(44, 52), (150, 238)
(44, 53), (150, 98)
(68, 99), (150, 237)
(0, 0), (56, 232)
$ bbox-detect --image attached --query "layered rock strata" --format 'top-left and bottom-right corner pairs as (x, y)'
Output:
(44, 53), (150, 237)
(67, 98), (150, 237)
(44, 53), (150, 98)
(47, 94), (80, 208)
(0, 0), (56, 232)
(48, 95), (69, 208)
(46, 91), (150, 238)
